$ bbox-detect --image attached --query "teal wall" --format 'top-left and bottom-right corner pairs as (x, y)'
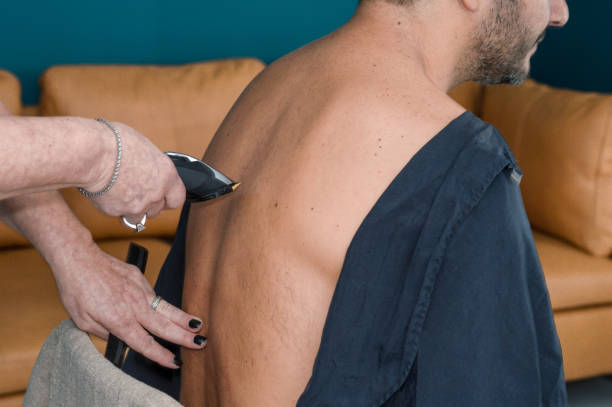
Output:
(1, 0), (358, 104)
(1, 0), (609, 105)
(530, 0), (612, 94)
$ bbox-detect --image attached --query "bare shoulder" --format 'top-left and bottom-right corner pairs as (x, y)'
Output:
(273, 72), (469, 257)
(340, 75), (464, 139)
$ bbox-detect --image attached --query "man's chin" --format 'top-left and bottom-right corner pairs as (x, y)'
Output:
(474, 72), (527, 86)
(511, 59), (531, 84)
(501, 74), (528, 86)
(476, 63), (529, 86)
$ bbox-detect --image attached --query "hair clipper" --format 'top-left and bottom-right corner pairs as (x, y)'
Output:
(165, 152), (240, 202)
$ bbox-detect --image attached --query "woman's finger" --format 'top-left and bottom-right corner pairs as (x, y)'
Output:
(74, 316), (109, 340)
(165, 175), (186, 210)
(116, 322), (182, 369)
(138, 304), (206, 349)
(145, 199), (165, 219)
(148, 294), (204, 332)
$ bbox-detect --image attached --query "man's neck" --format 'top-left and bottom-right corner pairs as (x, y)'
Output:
(344, 1), (474, 92)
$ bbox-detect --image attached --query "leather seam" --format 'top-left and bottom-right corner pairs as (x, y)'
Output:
(590, 96), (611, 255)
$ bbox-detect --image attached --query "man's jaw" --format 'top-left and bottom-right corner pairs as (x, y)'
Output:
(534, 29), (547, 47)
(525, 29), (547, 67)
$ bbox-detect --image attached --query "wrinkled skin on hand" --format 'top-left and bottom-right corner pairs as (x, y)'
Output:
(87, 122), (187, 225)
(53, 238), (205, 368)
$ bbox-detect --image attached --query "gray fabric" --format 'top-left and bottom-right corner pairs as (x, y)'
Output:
(23, 319), (182, 407)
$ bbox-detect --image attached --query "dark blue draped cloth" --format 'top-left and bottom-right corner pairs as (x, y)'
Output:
(124, 111), (567, 406)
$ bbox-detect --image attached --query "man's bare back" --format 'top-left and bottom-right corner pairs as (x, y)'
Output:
(180, 4), (465, 405)
(116, 0), (568, 404)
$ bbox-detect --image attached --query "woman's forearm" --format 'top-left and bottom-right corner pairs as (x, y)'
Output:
(0, 116), (115, 199)
(0, 190), (94, 270)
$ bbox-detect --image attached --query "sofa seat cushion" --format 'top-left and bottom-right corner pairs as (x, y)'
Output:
(534, 230), (612, 311)
(0, 392), (24, 407)
(38, 59), (265, 240)
(0, 69), (21, 115)
(19, 105), (39, 116)
(554, 305), (612, 381)
(482, 80), (612, 257)
(0, 238), (169, 395)
(0, 224), (29, 249)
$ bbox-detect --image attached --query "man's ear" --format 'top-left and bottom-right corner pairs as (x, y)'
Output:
(460, 0), (480, 12)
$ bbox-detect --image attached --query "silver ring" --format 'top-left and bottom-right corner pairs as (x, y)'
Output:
(121, 214), (147, 232)
(151, 295), (162, 311)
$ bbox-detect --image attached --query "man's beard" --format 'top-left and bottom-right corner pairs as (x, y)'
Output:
(461, 0), (544, 86)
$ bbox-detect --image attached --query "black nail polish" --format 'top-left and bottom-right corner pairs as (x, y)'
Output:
(173, 356), (183, 367)
(189, 319), (202, 329)
(194, 335), (207, 346)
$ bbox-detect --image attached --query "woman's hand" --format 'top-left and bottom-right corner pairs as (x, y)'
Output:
(0, 190), (205, 368)
(86, 121), (186, 225)
(53, 238), (205, 369)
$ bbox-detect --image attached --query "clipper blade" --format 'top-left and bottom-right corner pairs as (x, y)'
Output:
(166, 152), (239, 202)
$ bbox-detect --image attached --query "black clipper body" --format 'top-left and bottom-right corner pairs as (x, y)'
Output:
(165, 152), (240, 202)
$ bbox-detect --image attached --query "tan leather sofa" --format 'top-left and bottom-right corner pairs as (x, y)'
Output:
(450, 80), (612, 383)
(0, 66), (610, 406)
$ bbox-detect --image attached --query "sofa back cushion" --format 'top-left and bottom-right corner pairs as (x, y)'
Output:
(482, 80), (612, 256)
(448, 81), (485, 115)
(0, 69), (21, 115)
(39, 59), (265, 240)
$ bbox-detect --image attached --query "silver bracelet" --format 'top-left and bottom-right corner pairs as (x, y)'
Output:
(78, 118), (122, 198)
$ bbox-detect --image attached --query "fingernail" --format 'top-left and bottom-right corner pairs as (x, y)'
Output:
(173, 356), (183, 367)
(194, 335), (207, 346)
(189, 319), (202, 329)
